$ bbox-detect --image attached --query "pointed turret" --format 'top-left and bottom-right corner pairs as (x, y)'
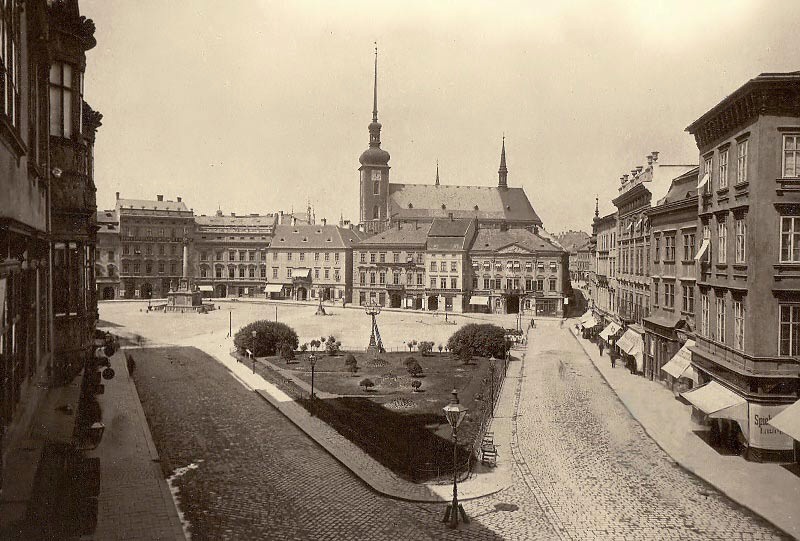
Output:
(359, 45), (390, 166)
(498, 136), (508, 189)
(435, 160), (440, 186)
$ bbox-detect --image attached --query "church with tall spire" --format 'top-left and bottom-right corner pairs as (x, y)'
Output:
(357, 50), (543, 234)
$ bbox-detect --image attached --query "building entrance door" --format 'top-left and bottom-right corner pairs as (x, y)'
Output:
(427, 295), (438, 311)
(102, 287), (115, 300)
(215, 284), (227, 298)
(507, 295), (520, 314)
(297, 287), (308, 301)
(390, 294), (402, 308)
(140, 283), (153, 300)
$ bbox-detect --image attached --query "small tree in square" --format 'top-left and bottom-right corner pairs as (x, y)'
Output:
(360, 378), (375, 392)
(418, 341), (434, 356)
(325, 335), (341, 356)
(279, 342), (295, 362)
(344, 353), (358, 375)
(406, 359), (423, 378)
(411, 380), (422, 392)
(438, 344), (443, 354)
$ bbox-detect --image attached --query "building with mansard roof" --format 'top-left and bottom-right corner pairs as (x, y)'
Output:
(357, 49), (543, 235)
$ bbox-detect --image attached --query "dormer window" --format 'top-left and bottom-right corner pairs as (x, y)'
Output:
(408, 203), (413, 209)
(441, 204), (446, 210)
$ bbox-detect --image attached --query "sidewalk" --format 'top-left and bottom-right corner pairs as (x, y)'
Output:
(184, 331), (519, 503)
(568, 322), (800, 540)
(83, 351), (186, 541)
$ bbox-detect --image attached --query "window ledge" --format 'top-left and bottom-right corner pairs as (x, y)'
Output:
(734, 181), (749, 190)
(0, 115), (27, 159)
(717, 187), (730, 195)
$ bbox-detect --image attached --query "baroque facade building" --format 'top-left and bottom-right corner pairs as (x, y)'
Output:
(115, 193), (194, 300)
(95, 209), (120, 300)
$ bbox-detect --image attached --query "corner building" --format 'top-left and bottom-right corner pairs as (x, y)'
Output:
(685, 72), (800, 461)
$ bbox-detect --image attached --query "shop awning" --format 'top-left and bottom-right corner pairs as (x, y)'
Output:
(681, 381), (747, 424)
(599, 322), (622, 341)
(694, 240), (710, 261)
(580, 316), (599, 329)
(768, 400), (800, 441)
(469, 295), (489, 305)
(292, 268), (311, 278)
(198, 285), (213, 292)
(697, 171), (709, 190)
(661, 340), (697, 381)
(616, 329), (643, 355)
(264, 284), (283, 293)
(578, 310), (593, 324)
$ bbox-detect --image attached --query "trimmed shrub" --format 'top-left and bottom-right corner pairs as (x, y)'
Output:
(360, 378), (375, 392)
(234, 320), (298, 357)
(418, 341), (434, 356)
(406, 359), (423, 378)
(411, 379), (422, 392)
(345, 353), (358, 375)
(300, 343), (308, 353)
(279, 342), (295, 361)
(447, 323), (507, 360)
(404, 356), (418, 368)
(325, 335), (341, 356)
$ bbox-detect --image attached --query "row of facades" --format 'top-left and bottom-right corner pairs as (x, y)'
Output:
(0, 0), (104, 535)
(587, 71), (800, 462)
(97, 196), (570, 316)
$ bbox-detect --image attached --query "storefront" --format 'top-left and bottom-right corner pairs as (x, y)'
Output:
(264, 283), (284, 299)
(616, 328), (644, 374)
(598, 322), (622, 349)
(468, 295), (490, 313)
(683, 382), (795, 462)
(660, 340), (698, 395)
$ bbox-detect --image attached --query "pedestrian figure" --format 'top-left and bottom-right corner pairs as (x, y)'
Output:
(610, 351), (617, 368)
(599, 341), (605, 356)
(126, 353), (136, 377)
(558, 360), (566, 378)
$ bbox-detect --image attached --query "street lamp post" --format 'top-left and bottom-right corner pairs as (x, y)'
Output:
(442, 389), (469, 528)
(364, 302), (383, 360)
(251, 330), (257, 373)
(308, 353), (317, 415)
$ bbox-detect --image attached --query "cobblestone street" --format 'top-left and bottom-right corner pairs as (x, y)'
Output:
(108, 304), (790, 540)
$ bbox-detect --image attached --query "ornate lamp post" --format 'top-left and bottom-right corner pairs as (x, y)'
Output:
(364, 301), (384, 359)
(442, 389), (469, 528)
(250, 330), (257, 373)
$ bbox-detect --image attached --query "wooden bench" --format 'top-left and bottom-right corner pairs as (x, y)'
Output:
(481, 432), (498, 466)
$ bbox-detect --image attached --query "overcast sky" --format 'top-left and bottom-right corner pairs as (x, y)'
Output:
(83, 0), (799, 234)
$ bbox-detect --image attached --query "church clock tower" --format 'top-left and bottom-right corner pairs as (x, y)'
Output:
(359, 46), (390, 235)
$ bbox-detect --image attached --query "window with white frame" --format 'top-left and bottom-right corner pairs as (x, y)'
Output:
(718, 149), (728, 189)
(715, 296), (725, 343)
(736, 139), (748, 184)
(702, 224), (712, 262)
(50, 62), (79, 138)
(717, 220), (727, 263)
(735, 218), (746, 263)
(733, 300), (745, 351)
(703, 157), (713, 193)
(783, 134), (800, 178)
(359, 272), (365, 286)
(682, 284), (694, 313)
(779, 304), (800, 356)
(683, 233), (695, 261)
(700, 293), (709, 337)
(370, 272), (376, 285)
(780, 215), (800, 262)
(664, 235), (675, 261)
(653, 235), (660, 262)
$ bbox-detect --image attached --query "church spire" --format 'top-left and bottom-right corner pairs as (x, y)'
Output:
(372, 43), (378, 123)
(498, 135), (508, 189)
(435, 160), (440, 186)
(594, 196), (599, 218)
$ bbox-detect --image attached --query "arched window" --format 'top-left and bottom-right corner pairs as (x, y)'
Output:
(373, 180), (380, 195)
(373, 205), (379, 219)
(200, 265), (208, 278)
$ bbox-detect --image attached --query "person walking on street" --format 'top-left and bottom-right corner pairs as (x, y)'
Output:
(610, 350), (616, 368)
(598, 340), (605, 357)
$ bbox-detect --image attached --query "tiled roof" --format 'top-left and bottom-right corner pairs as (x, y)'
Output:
(117, 198), (190, 213)
(271, 224), (357, 249)
(427, 217), (472, 237)
(356, 223), (432, 246)
(470, 228), (564, 254)
(656, 167), (699, 206)
(388, 184), (542, 224)
(96, 210), (118, 233)
(195, 214), (276, 227)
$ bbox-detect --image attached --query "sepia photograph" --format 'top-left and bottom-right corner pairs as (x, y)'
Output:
(1, 0), (800, 539)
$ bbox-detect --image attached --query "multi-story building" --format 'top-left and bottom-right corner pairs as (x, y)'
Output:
(116, 194), (194, 300)
(468, 228), (568, 316)
(352, 223), (431, 309)
(96, 209), (120, 300)
(591, 212), (618, 322)
(612, 153), (696, 372)
(643, 167), (698, 382)
(556, 230), (591, 282)
(266, 223), (360, 302)
(1, 0), (104, 533)
(684, 72), (800, 461)
(357, 51), (543, 235)
(424, 218), (476, 312)
(192, 210), (276, 298)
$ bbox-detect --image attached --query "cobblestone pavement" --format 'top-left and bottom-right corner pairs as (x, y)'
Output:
(512, 321), (788, 540)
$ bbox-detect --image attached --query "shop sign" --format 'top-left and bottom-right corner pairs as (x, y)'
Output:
(749, 403), (794, 450)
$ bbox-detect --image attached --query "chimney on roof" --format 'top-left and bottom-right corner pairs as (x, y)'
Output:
(115, 191), (120, 200)
(231, 212), (236, 217)
(448, 212), (454, 221)
(647, 155), (654, 166)
(177, 196), (182, 202)
(321, 218), (327, 226)
(157, 194), (164, 201)
(291, 217), (297, 226)
(622, 174), (629, 182)
(651, 151), (659, 162)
